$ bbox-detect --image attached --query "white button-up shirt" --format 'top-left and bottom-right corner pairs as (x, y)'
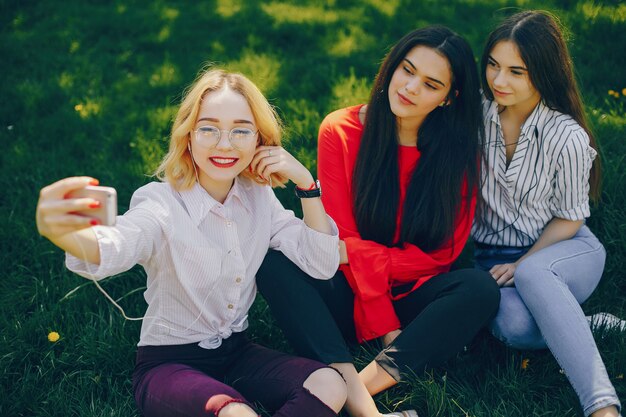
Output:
(66, 177), (339, 348)
(472, 98), (596, 247)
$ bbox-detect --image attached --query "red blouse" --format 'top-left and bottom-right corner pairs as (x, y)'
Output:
(317, 105), (476, 342)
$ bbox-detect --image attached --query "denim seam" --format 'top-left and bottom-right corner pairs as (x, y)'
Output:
(529, 254), (609, 413)
(545, 244), (605, 272)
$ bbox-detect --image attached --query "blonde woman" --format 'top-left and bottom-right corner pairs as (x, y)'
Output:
(36, 69), (347, 417)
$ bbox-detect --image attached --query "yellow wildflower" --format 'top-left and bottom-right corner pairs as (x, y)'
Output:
(521, 358), (530, 370)
(608, 90), (616, 96)
(74, 103), (84, 111)
(48, 331), (60, 342)
(622, 88), (626, 96)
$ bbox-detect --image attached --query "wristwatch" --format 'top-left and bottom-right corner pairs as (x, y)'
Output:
(294, 179), (322, 198)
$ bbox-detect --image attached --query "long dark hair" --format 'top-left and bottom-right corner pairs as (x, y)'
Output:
(481, 10), (601, 200)
(352, 25), (483, 251)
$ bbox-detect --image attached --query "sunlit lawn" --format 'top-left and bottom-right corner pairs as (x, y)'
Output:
(1, 1), (624, 416)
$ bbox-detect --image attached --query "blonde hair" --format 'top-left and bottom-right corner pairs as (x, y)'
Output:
(155, 68), (287, 190)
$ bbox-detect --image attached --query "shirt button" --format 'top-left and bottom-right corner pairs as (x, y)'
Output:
(235, 277), (242, 283)
(226, 221), (232, 227)
(227, 304), (234, 309)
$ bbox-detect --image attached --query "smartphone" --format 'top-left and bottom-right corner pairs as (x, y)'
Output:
(67, 185), (117, 226)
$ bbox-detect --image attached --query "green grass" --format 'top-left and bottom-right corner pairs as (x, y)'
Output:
(1, 0), (624, 416)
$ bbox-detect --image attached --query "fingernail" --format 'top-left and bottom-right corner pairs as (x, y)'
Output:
(90, 219), (100, 226)
(89, 201), (101, 208)
(89, 179), (99, 185)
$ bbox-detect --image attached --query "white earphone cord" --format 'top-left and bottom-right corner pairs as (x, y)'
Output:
(72, 233), (143, 321)
(70, 229), (209, 333)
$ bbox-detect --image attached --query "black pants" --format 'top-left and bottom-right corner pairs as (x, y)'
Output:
(257, 250), (500, 381)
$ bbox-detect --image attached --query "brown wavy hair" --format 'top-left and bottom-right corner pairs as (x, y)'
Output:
(481, 10), (601, 200)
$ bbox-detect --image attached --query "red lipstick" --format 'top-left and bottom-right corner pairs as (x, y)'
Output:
(209, 157), (239, 168)
(397, 92), (415, 105)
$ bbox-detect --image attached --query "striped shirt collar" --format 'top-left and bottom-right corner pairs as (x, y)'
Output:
(178, 177), (253, 226)
(486, 99), (550, 141)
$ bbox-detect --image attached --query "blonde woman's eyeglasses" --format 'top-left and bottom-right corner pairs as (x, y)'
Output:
(194, 125), (258, 149)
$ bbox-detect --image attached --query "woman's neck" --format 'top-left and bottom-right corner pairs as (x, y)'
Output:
(396, 117), (423, 146)
(360, 104), (421, 146)
(198, 174), (234, 204)
(498, 96), (541, 129)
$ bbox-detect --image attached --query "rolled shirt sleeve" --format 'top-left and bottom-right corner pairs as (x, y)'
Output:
(267, 186), (340, 280)
(552, 129), (594, 221)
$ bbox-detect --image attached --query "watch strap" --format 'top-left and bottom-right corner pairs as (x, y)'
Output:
(294, 179), (321, 198)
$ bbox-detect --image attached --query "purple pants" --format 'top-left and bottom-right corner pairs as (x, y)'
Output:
(132, 332), (336, 417)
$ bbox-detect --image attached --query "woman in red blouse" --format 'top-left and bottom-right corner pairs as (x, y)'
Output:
(257, 26), (500, 417)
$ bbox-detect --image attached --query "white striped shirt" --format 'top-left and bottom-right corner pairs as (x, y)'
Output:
(66, 178), (339, 348)
(472, 98), (596, 247)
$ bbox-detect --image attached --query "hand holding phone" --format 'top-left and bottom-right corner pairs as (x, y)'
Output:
(66, 185), (117, 226)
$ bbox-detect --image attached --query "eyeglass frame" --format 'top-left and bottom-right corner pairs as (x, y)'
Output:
(192, 125), (259, 149)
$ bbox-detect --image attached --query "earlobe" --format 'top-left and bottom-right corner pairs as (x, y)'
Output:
(439, 90), (459, 107)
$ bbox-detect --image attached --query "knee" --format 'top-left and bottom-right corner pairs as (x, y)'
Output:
(514, 260), (548, 291)
(209, 396), (257, 417)
(490, 310), (545, 350)
(303, 368), (347, 413)
(460, 269), (501, 315)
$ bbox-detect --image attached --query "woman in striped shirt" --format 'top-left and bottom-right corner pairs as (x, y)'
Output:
(35, 69), (347, 417)
(472, 11), (621, 417)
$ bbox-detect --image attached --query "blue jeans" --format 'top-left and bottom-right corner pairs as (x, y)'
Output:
(474, 226), (621, 416)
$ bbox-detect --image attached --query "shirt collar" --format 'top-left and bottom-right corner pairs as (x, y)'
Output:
(518, 100), (548, 139)
(178, 177), (254, 226)
(487, 99), (549, 139)
(224, 176), (254, 213)
(486, 98), (500, 126)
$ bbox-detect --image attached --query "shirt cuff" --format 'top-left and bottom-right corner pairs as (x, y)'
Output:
(553, 203), (590, 221)
(300, 215), (340, 279)
(64, 226), (116, 280)
(343, 237), (390, 299)
(354, 295), (401, 342)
